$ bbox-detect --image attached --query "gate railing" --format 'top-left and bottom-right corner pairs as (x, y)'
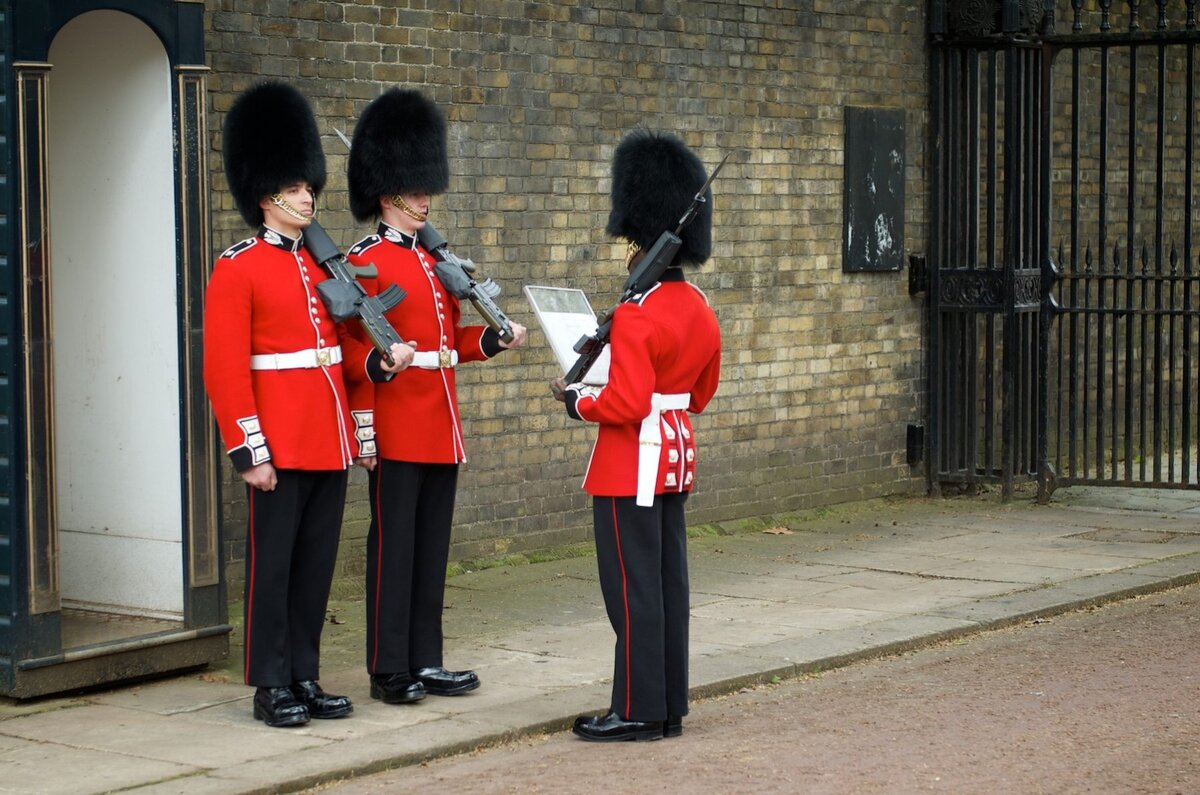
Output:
(1038, 2), (1200, 498)
(1045, 244), (1200, 493)
(928, 0), (1200, 500)
(929, 3), (1048, 498)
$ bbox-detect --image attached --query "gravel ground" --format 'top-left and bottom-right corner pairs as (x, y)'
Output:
(310, 581), (1200, 794)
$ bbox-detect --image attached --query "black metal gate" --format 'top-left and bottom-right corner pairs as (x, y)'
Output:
(928, 0), (1200, 500)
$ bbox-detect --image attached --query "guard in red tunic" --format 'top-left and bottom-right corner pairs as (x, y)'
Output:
(204, 82), (366, 727)
(554, 131), (722, 742)
(345, 88), (527, 704)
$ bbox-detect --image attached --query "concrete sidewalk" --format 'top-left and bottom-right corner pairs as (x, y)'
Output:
(3, 487), (1200, 794)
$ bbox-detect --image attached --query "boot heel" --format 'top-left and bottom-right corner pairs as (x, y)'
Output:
(664, 716), (683, 737)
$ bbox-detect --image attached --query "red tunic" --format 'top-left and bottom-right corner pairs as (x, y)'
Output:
(567, 270), (722, 498)
(203, 227), (358, 472)
(347, 224), (496, 464)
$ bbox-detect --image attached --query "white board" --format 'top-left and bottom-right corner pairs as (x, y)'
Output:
(523, 285), (610, 386)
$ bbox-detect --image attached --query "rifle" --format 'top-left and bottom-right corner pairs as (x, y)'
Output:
(564, 152), (730, 385)
(418, 225), (517, 344)
(304, 218), (408, 366)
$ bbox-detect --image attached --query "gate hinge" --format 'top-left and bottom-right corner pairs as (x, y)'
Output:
(908, 254), (927, 296)
(906, 424), (925, 466)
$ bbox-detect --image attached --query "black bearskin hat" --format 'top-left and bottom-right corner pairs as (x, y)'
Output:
(222, 81), (327, 227)
(606, 130), (713, 267)
(348, 88), (450, 221)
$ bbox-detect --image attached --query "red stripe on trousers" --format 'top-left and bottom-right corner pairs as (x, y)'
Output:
(610, 498), (632, 718)
(370, 464), (385, 672)
(244, 488), (256, 685)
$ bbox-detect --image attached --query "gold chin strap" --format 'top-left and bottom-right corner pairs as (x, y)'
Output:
(271, 193), (312, 223)
(390, 194), (428, 223)
(625, 240), (642, 268)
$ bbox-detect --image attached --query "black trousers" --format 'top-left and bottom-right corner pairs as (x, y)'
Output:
(592, 492), (690, 722)
(366, 459), (459, 675)
(243, 468), (347, 687)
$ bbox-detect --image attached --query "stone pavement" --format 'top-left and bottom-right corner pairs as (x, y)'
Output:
(2, 487), (1199, 794)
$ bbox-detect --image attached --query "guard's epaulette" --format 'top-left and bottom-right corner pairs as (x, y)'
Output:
(630, 282), (663, 306)
(685, 282), (711, 305)
(220, 237), (258, 260)
(348, 235), (382, 256)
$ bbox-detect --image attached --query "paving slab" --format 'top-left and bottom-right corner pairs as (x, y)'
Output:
(691, 574), (849, 602)
(0, 736), (194, 795)
(1, 703), (327, 766)
(88, 678), (247, 716)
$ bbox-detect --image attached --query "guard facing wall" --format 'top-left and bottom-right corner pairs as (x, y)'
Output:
(202, 2), (931, 589)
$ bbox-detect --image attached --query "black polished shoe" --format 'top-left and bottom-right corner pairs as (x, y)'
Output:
(664, 715), (683, 738)
(572, 711), (663, 742)
(413, 666), (480, 696)
(291, 680), (353, 719)
(369, 673), (426, 704)
(253, 686), (310, 727)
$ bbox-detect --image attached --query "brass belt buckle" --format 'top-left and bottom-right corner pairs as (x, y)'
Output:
(317, 348), (332, 367)
(439, 349), (453, 369)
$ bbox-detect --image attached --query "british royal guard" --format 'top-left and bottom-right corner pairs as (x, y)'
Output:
(204, 81), (368, 727)
(552, 131), (722, 742)
(345, 88), (526, 705)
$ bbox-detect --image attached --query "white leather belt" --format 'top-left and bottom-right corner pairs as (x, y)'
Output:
(411, 349), (458, 369)
(249, 346), (342, 370)
(637, 392), (691, 507)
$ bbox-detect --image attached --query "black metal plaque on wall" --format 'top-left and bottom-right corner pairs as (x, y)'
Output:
(842, 106), (905, 273)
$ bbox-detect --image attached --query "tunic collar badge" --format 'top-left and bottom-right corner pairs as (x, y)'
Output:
(380, 223), (418, 249)
(259, 226), (302, 252)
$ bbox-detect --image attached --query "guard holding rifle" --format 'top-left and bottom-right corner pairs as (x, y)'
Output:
(552, 131), (723, 742)
(345, 88), (526, 705)
(204, 82), (379, 727)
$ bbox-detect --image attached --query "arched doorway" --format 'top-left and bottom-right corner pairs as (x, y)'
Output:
(49, 9), (184, 624)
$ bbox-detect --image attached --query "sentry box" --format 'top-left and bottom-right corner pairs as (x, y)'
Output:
(1, 0), (228, 697)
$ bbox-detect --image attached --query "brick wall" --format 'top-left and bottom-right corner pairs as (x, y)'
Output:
(205, 0), (930, 588)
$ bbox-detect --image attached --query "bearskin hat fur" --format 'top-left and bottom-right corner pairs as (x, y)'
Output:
(606, 130), (713, 267)
(348, 89), (450, 221)
(222, 81), (326, 227)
